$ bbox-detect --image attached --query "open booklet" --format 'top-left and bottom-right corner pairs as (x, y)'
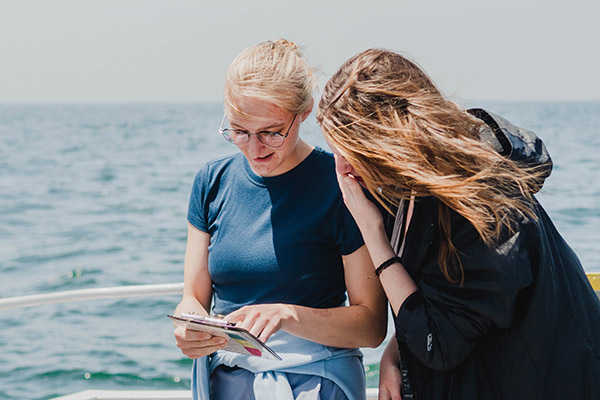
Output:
(168, 313), (282, 361)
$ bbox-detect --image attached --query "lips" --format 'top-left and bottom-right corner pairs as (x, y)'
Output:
(253, 153), (274, 162)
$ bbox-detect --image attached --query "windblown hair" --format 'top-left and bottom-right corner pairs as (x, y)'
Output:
(317, 49), (542, 283)
(225, 39), (317, 116)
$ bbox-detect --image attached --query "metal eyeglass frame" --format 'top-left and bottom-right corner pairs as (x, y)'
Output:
(219, 114), (297, 148)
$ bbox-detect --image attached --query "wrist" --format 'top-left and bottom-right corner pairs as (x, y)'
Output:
(364, 234), (397, 269)
(278, 304), (298, 329)
(382, 338), (400, 364)
(375, 256), (402, 276)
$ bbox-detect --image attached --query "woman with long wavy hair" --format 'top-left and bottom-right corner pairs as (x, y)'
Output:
(317, 48), (600, 399)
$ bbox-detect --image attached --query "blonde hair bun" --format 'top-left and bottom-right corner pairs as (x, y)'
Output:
(275, 38), (298, 50)
(225, 39), (316, 116)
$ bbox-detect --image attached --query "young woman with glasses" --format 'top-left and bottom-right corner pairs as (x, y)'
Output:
(316, 48), (600, 399)
(173, 39), (387, 400)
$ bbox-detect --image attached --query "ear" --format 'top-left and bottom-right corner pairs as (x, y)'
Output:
(300, 98), (314, 122)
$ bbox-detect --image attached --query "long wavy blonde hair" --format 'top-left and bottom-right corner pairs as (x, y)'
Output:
(317, 49), (543, 283)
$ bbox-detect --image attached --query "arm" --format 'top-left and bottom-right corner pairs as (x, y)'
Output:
(392, 221), (531, 371)
(378, 338), (403, 400)
(173, 223), (227, 358)
(335, 173), (417, 315)
(336, 171), (531, 371)
(225, 244), (388, 348)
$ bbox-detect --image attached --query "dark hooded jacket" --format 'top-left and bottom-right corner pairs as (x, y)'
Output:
(386, 109), (600, 399)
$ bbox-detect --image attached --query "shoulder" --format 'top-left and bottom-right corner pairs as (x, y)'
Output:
(449, 205), (529, 259)
(311, 146), (335, 165)
(410, 198), (531, 275)
(188, 153), (244, 221)
(198, 153), (242, 174)
(193, 153), (243, 183)
(444, 206), (534, 296)
(308, 147), (337, 176)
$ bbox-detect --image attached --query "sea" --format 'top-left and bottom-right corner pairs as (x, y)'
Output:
(0, 102), (598, 400)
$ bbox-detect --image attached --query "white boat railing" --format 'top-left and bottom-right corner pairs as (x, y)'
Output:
(51, 388), (380, 400)
(0, 283), (380, 399)
(3, 275), (598, 399)
(3, 274), (596, 312)
(0, 282), (184, 311)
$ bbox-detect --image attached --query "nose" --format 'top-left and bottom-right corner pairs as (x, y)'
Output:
(334, 154), (355, 176)
(246, 134), (266, 155)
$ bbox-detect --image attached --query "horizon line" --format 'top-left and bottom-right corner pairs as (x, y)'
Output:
(1, 99), (600, 106)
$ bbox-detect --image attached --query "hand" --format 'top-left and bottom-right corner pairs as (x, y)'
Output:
(336, 170), (384, 235)
(225, 303), (296, 343)
(378, 339), (403, 400)
(174, 324), (228, 359)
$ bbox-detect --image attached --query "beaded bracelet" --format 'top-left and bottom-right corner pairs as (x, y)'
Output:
(375, 256), (402, 277)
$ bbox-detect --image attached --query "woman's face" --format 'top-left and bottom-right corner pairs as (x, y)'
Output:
(228, 98), (308, 177)
(326, 139), (367, 188)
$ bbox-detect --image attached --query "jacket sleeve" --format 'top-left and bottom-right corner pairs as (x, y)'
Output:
(394, 214), (534, 371)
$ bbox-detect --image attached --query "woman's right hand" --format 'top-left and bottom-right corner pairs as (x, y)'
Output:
(335, 170), (385, 235)
(379, 339), (403, 400)
(173, 324), (228, 359)
(173, 294), (227, 359)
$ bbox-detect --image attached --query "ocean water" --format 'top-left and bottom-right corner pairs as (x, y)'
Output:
(0, 102), (598, 399)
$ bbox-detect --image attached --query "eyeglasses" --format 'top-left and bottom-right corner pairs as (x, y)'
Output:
(219, 114), (297, 148)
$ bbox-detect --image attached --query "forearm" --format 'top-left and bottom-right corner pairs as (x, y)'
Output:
(225, 246), (387, 347)
(362, 222), (417, 316)
(381, 335), (400, 365)
(282, 302), (386, 348)
(378, 336), (403, 399)
(335, 172), (416, 319)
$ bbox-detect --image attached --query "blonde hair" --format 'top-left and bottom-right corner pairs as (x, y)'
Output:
(224, 39), (317, 116)
(317, 49), (543, 283)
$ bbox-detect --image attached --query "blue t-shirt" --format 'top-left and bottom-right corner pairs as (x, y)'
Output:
(187, 147), (364, 315)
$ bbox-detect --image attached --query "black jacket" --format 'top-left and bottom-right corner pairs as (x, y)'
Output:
(388, 110), (600, 399)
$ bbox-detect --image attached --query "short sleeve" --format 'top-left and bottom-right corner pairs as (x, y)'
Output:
(333, 195), (365, 256)
(187, 165), (210, 233)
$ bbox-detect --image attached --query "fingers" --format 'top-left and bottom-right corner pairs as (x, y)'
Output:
(240, 312), (267, 338)
(336, 172), (373, 224)
(174, 325), (210, 340)
(227, 308), (268, 339)
(343, 175), (366, 198)
(335, 172), (350, 201)
(336, 172), (361, 204)
(378, 387), (402, 400)
(336, 170), (358, 191)
(224, 305), (284, 343)
(179, 342), (227, 359)
(174, 325), (228, 359)
(379, 357), (404, 400)
(256, 320), (279, 343)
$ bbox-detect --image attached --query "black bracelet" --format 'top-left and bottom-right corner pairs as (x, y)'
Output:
(375, 256), (402, 276)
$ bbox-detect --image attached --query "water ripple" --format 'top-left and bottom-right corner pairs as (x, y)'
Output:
(1, 102), (598, 399)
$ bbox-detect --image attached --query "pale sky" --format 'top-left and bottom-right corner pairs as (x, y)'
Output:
(1, 0), (598, 103)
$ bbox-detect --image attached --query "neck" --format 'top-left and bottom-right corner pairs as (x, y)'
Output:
(293, 139), (315, 164)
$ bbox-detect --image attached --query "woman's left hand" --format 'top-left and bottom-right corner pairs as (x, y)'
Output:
(336, 171), (384, 234)
(224, 303), (297, 343)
